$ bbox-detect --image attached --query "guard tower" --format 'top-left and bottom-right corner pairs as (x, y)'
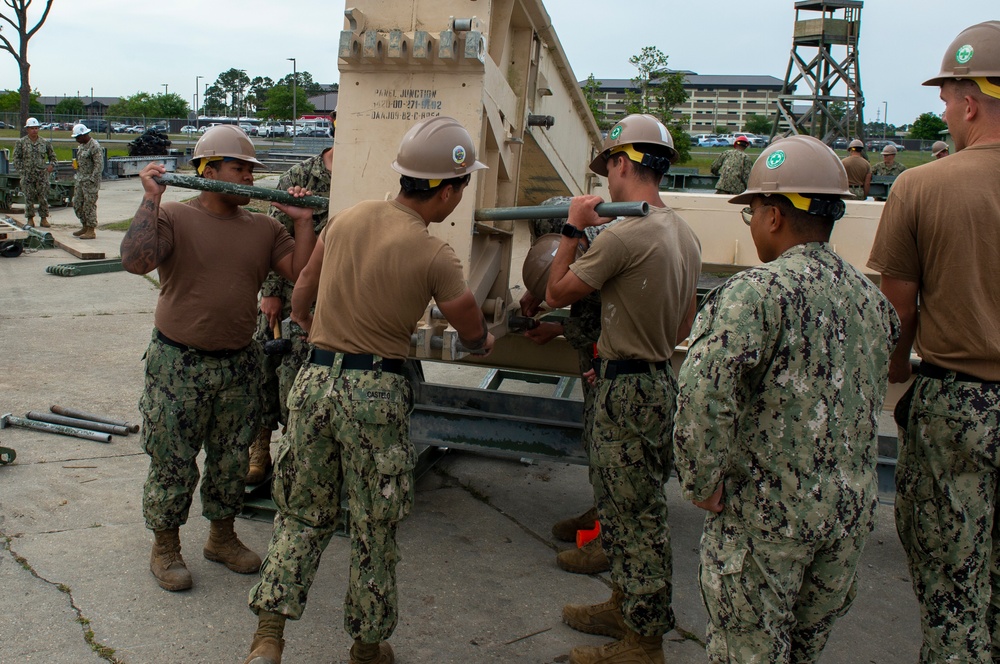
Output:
(771, 1), (865, 144)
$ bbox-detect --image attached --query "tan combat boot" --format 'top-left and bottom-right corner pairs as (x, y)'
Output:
(150, 527), (193, 591)
(78, 227), (96, 239)
(24, 218), (35, 227)
(203, 516), (262, 573)
(349, 639), (395, 664)
(557, 537), (610, 574)
(72, 227), (86, 237)
(552, 505), (599, 542)
(246, 428), (272, 484)
(569, 628), (664, 664)
(244, 611), (286, 664)
(563, 588), (626, 638)
(39, 218), (50, 228)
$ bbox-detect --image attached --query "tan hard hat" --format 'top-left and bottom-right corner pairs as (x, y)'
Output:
(391, 116), (487, 181)
(931, 140), (949, 155)
(521, 233), (582, 301)
(848, 139), (864, 150)
(192, 125), (263, 168)
(590, 114), (678, 176)
(924, 21), (1000, 94)
(881, 144), (897, 155)
(729, 135), (850, 218)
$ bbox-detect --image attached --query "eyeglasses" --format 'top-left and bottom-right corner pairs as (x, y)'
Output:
(741, 205), (774, 226)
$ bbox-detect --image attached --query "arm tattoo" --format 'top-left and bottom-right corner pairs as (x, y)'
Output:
(121, 197), (165, 275)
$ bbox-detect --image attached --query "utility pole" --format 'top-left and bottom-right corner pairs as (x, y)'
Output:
(195, 75), (203, 128)
(288, 57), (297, 138)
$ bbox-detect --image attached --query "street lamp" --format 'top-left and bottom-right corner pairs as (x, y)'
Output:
(195, 75), (203, 127)
(288, 57), (297, 138)
(882, 101), (888, 141)
(162, 83), (169, 96)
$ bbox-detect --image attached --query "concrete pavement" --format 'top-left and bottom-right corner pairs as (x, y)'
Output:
(0, 175), (922, 663)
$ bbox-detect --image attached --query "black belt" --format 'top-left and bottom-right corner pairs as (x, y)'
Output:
(156, 331), (246, 359)
(310, 349), (405, 376)
(593, 357), (668, 380)
(918, 361), (998, 387)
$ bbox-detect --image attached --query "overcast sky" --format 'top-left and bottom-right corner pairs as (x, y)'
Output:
(1, 0), (995, 126)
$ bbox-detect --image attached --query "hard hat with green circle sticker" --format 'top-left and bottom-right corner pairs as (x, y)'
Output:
(609, 125), (623, 140)
(727, 135), (850, 207)
(924, 22), (1000, 88)
(766, 151), (785, 169)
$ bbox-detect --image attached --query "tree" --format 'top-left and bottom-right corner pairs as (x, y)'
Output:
(214, 68), (251, 117)
(623, 46), (691, 162)
(0, 0), (54, 131)
(156, 92), (189, 119)
(743, 114), (771, 135)
(581, 74), (609, 131)
(259, 84), (314, 121)
(54, 96), (85, 117)
(909, 112), (948, 140)
(0, 87), (41, 112)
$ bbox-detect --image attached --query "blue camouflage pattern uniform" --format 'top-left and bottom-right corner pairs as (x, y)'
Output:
(530, 196), (612, 463)
(253, 358), (414, 640)
(256, 149), (331, 429)
(674, 242), (900, 663)
(73, 138), (103, 229)
(871, 160), (906, 177)
(711, 149), (755, 195)
(12, 134), (56, 222)
(141, 331), (262, 529)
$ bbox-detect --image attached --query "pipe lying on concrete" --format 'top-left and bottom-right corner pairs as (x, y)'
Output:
(0, 413), (112, 443)
(50, 405), (139, 433)
(27, 411), (130, 436)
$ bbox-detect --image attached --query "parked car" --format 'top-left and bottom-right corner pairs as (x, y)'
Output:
(180, 125), (198, 134)
(697, 135), (720, 147)
(0, 121), (6, 129)
(831, 137), (849, 150)
(147, 124), (168, 133)
(260, 123), (286, 138)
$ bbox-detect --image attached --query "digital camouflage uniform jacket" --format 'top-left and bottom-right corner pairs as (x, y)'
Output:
(12, 135), (56, 175)
(260, 149), (332, 307)
(872, 161), (907, 177)
(674, 242), (900, 540)
(711, 149), (754, 195)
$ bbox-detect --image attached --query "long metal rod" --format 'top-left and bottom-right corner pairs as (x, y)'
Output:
(1, 414), (112, 443)
(50, 405), (139, 433)
(153, 173), (330, 210)
(473, 201), (649, 222)
(27, 411), (129, 436)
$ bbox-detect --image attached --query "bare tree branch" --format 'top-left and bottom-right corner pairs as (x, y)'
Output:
(25, 0), (53, 40)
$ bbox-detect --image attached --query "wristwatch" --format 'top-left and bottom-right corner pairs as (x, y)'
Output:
(561, 224), (585, 239)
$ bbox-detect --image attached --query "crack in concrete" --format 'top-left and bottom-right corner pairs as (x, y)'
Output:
(1, 533), (124, 662)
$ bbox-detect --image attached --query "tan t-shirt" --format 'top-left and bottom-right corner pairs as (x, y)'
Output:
(842, 154), (871, 188)
(868, 143), (1000, 380)
(570, 206), (702, 361)
(154, 198), (294, 350)
(310, 200), (468, 359)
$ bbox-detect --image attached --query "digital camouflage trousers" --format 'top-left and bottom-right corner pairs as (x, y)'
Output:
(896, 373), (1000, 663)
(249, 357), (416, 643)
(139, 331), (262, 531)
(590, 366), (676, 636)
(20, 170), (50, 220)
(699, 510), (869, 663)
(73, 183), (98, 228)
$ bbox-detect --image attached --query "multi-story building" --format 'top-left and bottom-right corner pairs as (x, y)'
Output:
(583, 72), (789, 135)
